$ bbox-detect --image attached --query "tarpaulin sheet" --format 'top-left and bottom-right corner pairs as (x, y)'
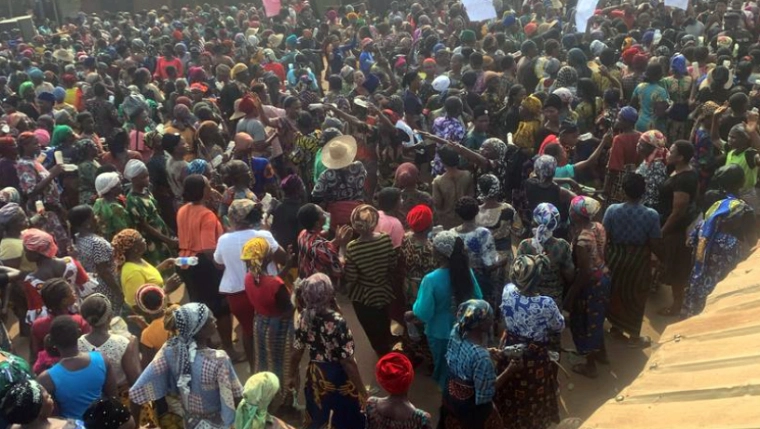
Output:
(582, 249), (760, 429)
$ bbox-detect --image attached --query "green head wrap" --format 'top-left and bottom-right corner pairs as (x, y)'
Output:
(235, 372), (280, 429)
(51, 125), (74, 148)
(460, 29), (477, 43)
(18, 81), (34, 97)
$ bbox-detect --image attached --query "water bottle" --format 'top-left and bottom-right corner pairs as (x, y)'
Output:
(175, 257), (199, 267)
(322, 213), (331, 233)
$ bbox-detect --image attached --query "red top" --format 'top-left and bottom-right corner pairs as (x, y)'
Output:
(245, 274), (287, 317)
(263, 63), (286, 84)
(607, 132), (642, 172)
(32, 314), (91, 353)
(154, 56), (184, 81)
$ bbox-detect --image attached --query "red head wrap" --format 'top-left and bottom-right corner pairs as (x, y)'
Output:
(406, 204), (433, 233)
(22, 228), (58, 259)
(375, 352), (414, 395)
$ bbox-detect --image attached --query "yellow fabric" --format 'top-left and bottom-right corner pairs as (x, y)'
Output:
(140, 318), (170, 350)
(121, 260), (164, 307)
(241, 237), (270, 280)
(0, 238), (37, 273)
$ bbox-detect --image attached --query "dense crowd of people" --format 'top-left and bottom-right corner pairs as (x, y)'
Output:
(1, 0), (759, 427)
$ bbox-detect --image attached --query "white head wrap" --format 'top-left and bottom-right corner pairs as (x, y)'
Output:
(433, 230), (458, 258)
(95, 172), (122, 197)
(123, 159), (148, 181)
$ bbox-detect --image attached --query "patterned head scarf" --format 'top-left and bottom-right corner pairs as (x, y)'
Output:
(187, 158), (209, 176)
(123, 159), (148, 181)
(480, 138), (507, 160)
(509, 254), (549, 292)
(350, 204), (379, 234)
(51, 125), (74, 148)
(670, 54), (687, 75)
(477, 174), (501, 200)
(432, 230), (458, 258)
(521, 95), (542, 116)
(235, 372), (280, 429)
(300, 273), (335, 326)
(95, 172), (121, 197)
(111, 229), (143, 267)
(532, 203), (560, 253)
(638, 130), (668, 164)
(135, 284), (165, 316)
(228, 199), (257, 227)
(552, 87), (573, 104)
(570, 196), (601, 219)
(454, 299), (493, 338)
(0, 187), (21, 205)
(514, 97), (542, 150)
(375, 352), (414, 395)
(21, 228), (58, 258)
(394, 162), (419, 188)
(699, 101), (720, 119)
(534, 155), (557, 181)
(555, 66), (578, 88)
(166, 303), (211, 410)
(241, 237), (270, 281)
(0, 203), (25, 228)
(0, 380), (44, 424)
(82, 398), (132, 429)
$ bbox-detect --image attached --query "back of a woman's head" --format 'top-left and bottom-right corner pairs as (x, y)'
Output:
(68, 204), (94, 233)
(41, 278), (72, 310)
(455, 196), (480, 221)
(182, 174), (207, 203)
(297, 203), (322, 230)
(449, 237), (474, 306)
(162, 133), (182, 154)
(80, 294), (111, 328)
(49, 315), (81, 349)
(439, 146), (460, 168)
(0, 380), (43, 425)
(622, 173), (646, 200)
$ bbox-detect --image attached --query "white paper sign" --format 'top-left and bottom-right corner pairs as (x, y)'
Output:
(463, 0), (498, 22)
(664, 0), (689, 10)
(575, 0), (599, 32)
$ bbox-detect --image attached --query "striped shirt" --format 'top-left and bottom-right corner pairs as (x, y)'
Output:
(344, 234), (397, 308)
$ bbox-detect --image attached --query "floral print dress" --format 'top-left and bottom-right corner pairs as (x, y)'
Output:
(126, 190), (173, 266)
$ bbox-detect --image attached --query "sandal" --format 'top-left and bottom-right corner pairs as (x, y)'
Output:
(628, 336), (652, 349)
(572, 363), (598, 379)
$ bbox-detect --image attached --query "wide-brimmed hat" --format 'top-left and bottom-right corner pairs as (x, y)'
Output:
(229, 98), (250, 121)
(53, 49), (75, 63)
(321, 135), (357, 169)
(268, 33), (284, 48)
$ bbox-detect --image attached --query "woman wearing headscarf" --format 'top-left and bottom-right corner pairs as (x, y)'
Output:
(344, 204), (397, 356)
(366, 352), (433, 429)
(0, 380), (81, 429)
(494, 255), (565, 428)
(411, 230), (483, 388)
(524, 155), (576, 239)
(663, 54), (693, 142)
(395, 162), (434, 223)
(83, 397), (136, 429)
(566, 196), (610, 378)
(15, 131), (70, 256)
(288, 273), (367, 429)
(124, 159), (175, 266)
(91, 171), (129, 242)
(682, 165), (757, 318)
(513, 94), (542, 154)
(164, 104), (198, 162)
(603, 106), (641, 206)
(604, 173), (662, 347)
(443, 137), (511, 202)
(130, 303), (244, 429)
(235, 372), (296, 429)
(440, 299), (513, 429)
(635, 130), (669, 208)
(194, 120), (225, 162)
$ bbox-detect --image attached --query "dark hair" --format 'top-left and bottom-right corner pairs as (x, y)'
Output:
(68, 204), (94, 235)
(41, 278), (73, 311)
(402, 71), (419, 88)
(49, 315), (82, 349)
(162, 133), (182, 153)
(76, 111), (93, 123)
(245, 203), (264, 226)
(444, 96), (463, 116)
(461, 70), (477, 87)
(0, 380), (43, 424)
(297, 203), (322, 230)
(543, 143), (563, 159)
(182, 174), (207, 202)
(622, 172), (646, 200)
(283, 96), (299, 109)
(449, 237), (474, 306)
(729, 91), (749, 111)
(93, 82), (107, 97)
(673, 140), (694, 163)
(470, 52), (483, 67)
(139, 289), (164, 315)
(80, 295), (110, 327)
(439, 146), (460, 167)
(455, 196), (480, 221)
(328, 75), (343, 91)
(109, 128), (128, 152)
(377, 187), (401, 211)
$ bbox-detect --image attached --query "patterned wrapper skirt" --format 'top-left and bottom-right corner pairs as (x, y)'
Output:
(253, 313), (294, 388)
(303, 361), (365, 429)
(493, 333), (560, 429)
(606, 243), (652, 337)
(440, 377), (503, 429)
(570, 272), (611, 355)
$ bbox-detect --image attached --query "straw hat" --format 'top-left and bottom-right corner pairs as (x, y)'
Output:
(53, 49), (75, 63)
(268, 33), (284, 47)
(321, 135), (357, 169)
(245, 27), (259, 37)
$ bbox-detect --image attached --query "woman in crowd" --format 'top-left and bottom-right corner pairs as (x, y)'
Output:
(604, 173), (662, 346)
(92, 171), (130, 243)
(400, 205), (438, 308)
(0, 204), (34, 327)
(365, 352), (433, 429)
(296, 203), (352, 282)
(440, 299), (512, 429)
(164, 104), (197, 160)
(432, 147), (474, 229)
(658, 140), (699, 316)
(635, 130), (669, 208)
(218, 159), (258, 226)
(82, 397), (137, 429)
(164, 133), (189, 211)
(112, 229), (180, 311)
(603, 107), (641, 206)
(395, 163), (434, 224)
(270, 174), (307, 252)
(683, 165), (758, 318)
(69, 205), (123, 313)
(215, 199), (284, 372)
(288, 273), (367, 429)
(235, 372), (296, 429)
(495, 255), (565, 428)
(242, 237), (294, 398)
(130, 303), (244, 429)
(516, 203), (575, 307)
(176, 174), (237, 359)
(38, 315), (118, 419)
(311, 135), (367, 231)
(77, 294), (144, 421)
(344, 204), (396, 356)
(631, 64), (669, 133)
(0, 350), (34, 429)
(0, 380), (87, 429)
(452, 197), (501, 304)
(412, 230), (483, 388)
(75, 138), (101, 205)
(566, 196), (609, 378)
(124, 159), (175, 266)
(15, 131), (70, 256)
(692, 101), (721, 194)
(524, 155), (575, 239)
